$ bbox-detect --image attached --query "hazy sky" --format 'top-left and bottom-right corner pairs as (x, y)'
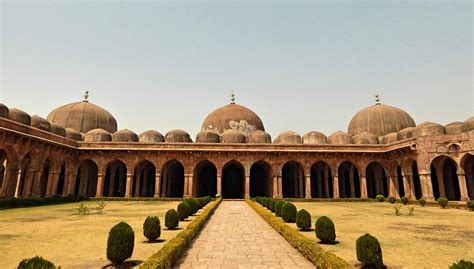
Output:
(1, 1), (472, 138)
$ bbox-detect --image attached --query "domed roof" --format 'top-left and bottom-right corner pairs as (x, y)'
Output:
(221, 129), (246, 143)
(139, 130), (165, 143)
(397, 127), (416, 140)
(113, 129), (138, 142)
(275, 131), (302, 144)
(50, 122), (66, 137)
(84, 128), (112, 142)
(31, 115), (51, 131)
(445, 121), (463, 135)
(353, 132), (379, 144)
(416, 121), (445, 136)
(328, 131), (353, 145)
(165, 129), (192, 143)
(462, 117), (474, 132)
(65, 128), (83, 141)
(47, 97), (117, 134)
(302, 131), (327, 145)
(380, 132), (398, 144)
(9, 108), (31, 126)
(348, 100), (415, 137)
(201, 102), (265, 136)
(248, 130), (272, 144)
(196, 130), (220, 143)
(0, 103), (9, 118)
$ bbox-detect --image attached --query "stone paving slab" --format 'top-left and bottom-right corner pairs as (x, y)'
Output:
(175, 201), (314, 269)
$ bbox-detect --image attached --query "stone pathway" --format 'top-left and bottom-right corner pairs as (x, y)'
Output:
(175, 201), (314, 269)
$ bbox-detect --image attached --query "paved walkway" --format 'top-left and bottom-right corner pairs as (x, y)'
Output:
(175, 201), (314, 269)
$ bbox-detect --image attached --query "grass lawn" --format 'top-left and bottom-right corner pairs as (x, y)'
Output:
(289, 202), (474, 269)
(0, 200), (192, 268)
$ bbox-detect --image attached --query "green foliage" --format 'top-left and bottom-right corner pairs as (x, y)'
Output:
(418, 198), (426, 207)
(177, 202), (191, 221)
(437, 197), (449, 208)
(401, 196), (409, 205)
(281, 202), (297, 223)
(263, 197), (270, 208)
(315, 216), (336, 244)
(393, 205), (401, 216)
(466, 200), (474, 211)
(375, 195), (385, 202)
(143, 216), (161, 242)
(186, 198), (199, 215)
(77, 202), (89, 216)
(296, 209), (312, 231)
(96, 200), (107, 214)
(387, 197), (396, 204)
(165, 209), (180, 229)
(17, 256), (56, 269)
(275, 200), (286, 217)
(270, 199), (278, 212)
(449, 260), (474, 269)
(0, 195), (86, 210)
(356, 233), (384, 269)
(106, 222), (135, 264)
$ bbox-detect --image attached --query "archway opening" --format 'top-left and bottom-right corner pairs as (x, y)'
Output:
(17, 154), (31, 197)
(39, 159), (51, 197)
(55, 164), (66, 196)
(411, 162), (423, 199)
(282, 161), (305, 198)
(75, 160), (98, 197)
(194, 161), (217, 197)
(133, 160), (156, 197)
(310, 162), (333, 198)
(338, 161), (361, 198)
(102, 160), (127, 197)
(430, 156), (460, 201)
(397, 166), (405, 197)
(250, 161), (271, 198)
(222, 161), (244, 199)
(462, 154), (474, 199)
(366, 162), (388, 198)
(0, 150), (7, 193)
(161, 160), (184, 198)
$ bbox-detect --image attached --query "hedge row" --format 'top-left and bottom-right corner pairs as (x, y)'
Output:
(247, 199), (350, 268)
(140, 198), (222, 269)
(93, 197), (185, 202)
(0, 195), (88, 209)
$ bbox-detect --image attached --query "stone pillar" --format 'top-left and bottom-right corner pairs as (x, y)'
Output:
(333, 175), (340, 198)
(154, 173), (161, 198)
(457, 173), (469, 201)
(79, 170), (88, 197)
(183, 173), (190, 197)
(436, 168), (446, 197)
(1, 166), (19, 198)
(389, 174), (399, 198)
(217, 174), (222, 196)
(125, 173), (133, 198)
(324, 168), (330, 198)
(24, 169), (37, 197)
(108, 167), (116, 197)
(360, 175), (368, 198)
(277, 175), (283, 198)
(49, 172), (60, 197)
(305, 175), (311, 199)
(245, 175), (250, 198)
(66, 172), (77, 196)
(95, 173), (104, 197)
(298, 172), (304, 198)
(272, 175), (278, 198)
(349, 169), (355, 198)
(419, 173), (434, 201)
(134, 168), (142, 197)
(403, 174), (412, 199)
(45, 172), (55, 197)
(31, 171), (43, 198)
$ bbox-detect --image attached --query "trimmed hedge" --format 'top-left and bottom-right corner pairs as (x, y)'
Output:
(186, 198), (200, 215)
(418, 198), (426, 207)
(270, 199), (278, 212)
(107, 222), (135, 264)
(387, 197), (396, 204)
(281, 203), (297, 223)
(275, 200), (287, 217)
(246, 199), (350, 268)
(143, 216), (161, 242)
(315, 216), (336, 244)
(0, 195), (88, 210)
(466, 200), (474, 211)
(296, 209), (312, 231)
(376, 195), (385, 202)
(18, 256), (57, 269)
(165, 209), (180, 230)
(356, 233), (384, 269)
(177, 202), (190, 221)
(437, 197), (449, 208)
(141, 199), (222, 268)
(450, 260), (474, 269)
(401, 196), (409, 205)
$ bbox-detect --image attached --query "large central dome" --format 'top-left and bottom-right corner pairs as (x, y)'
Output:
(202, 102), (265, 135)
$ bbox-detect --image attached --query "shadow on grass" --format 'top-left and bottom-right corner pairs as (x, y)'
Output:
(103, 260), (143, 268)
(143, 238), (166, 244)
(299, 228), (315, 232)
(318, 240), (340, 245)
(166, 227), (183, 231)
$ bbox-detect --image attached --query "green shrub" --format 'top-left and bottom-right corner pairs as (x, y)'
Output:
(165, 209), (179, 229)
(437, 197), (449, 208)
(315, 216), (336, 244)
(401, 196), (409, 205)
(466, 200), (474, 211)
(177, 202), (190, 221)
(275, 200), (286, 217)
(387, 197), (396, 204)
(281, 203), (297, 223)
(375, 195), (385, 202)
(18, 256), (56, 269)
(186, 198), (199, 215)
(264, 197), (270, 209)
(106, 222), (135, 264)
(418, 198), (426, 207)
(356, 233), (384, 269)
(270, 199), (278, 212)
(143, 216), (161, 242)
(450, 260), (474, 269)
(296, 209), (312, 231)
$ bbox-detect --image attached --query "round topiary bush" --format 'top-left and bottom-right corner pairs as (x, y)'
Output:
(450, 259), (474, 269)
(418, 198), (426, 207)
(401, 196), (409, 205)
(356, 233), (384, 269)
(376, 195), (385, 202)
(466, 200), (474, 212)
(437, 197), (449, 208)
(177, 202), (191, 221)
(186, 198), (199, 215)
(296, 209), (312, 231)
(281, 203), (297, 223)
(106, 222), (135, 264)
(387, 197), (396, 204)
(18, 256), (56, 269)
(275, 200), (286, 217)
(143, 216), (161, 242)
(315, 216), (336, 244)
(165, 209), (180, 229)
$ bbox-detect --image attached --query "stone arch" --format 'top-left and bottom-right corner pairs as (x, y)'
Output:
(39, 158), (51, 197)
(193, 160), (217, 197)
(55, 163), (66, 196)
(430, 155), (461, 200)
(282, 161), (305, 198)
(461, 153), (474, 199)
(402, 158), (423, 199)
(0, 147), (19, 198)
(310, 161), (333, 198)
(75, 159), (98, 197)
(161, 159), (185, 198)
(132, 160), (156, 197)
(396, 166), (405, 197)
(366, 162), (389, 198)
(17, 153), (32, 197)
(338, 161), (361, 198)
(0, 149), (8, 194)
(222, 160), (245, 199)
(250, 160), (272, 198)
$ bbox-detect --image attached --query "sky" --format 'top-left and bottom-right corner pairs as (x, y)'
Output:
(0, 1), (472, 138)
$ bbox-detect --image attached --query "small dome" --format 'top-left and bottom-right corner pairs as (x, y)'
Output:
(31, 115), (51, 131)
(380, 132), (398, 144)
(302, 131), (327, 144)
(65, 128), (82, 141)
(248, 130), (272, 144)
(445, 121), (463, 135)
(416, 122), (446, 136)
(462, 117), (474, 132)
(275, 131), (302, 144)
(348, 103), (416, 137)
(0, 103), (9, 118)
(353, 132), (379, 144)
(113, 129), (139, 142)
(84, 128), (112, 142)
(397, 127), (416, 140)
(139, 130), (165, 143)
(50, 122), (66, 137)
(8, 108), (31, 126)
(196, 130), (220, 143)
(202, 103), (265, 135)
(165, 129), (192, 143)
(328, 131), (353, 145)
(221, 129), (246, 143)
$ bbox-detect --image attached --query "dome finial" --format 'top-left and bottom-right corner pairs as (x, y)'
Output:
(84, 90), (90, 102)
(231, 91), (235, 104)
(375, 93), (380, 105)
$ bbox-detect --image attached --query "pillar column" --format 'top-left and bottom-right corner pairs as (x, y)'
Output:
(333, 175), (340, 198)
(154, 173), (161, 198)
(79, 170), (88, 197)
(31, 171), (43, 198)
(403, 174), (412, 199)
(125, 173), (133, 198)
(389, 174), (399, 198)
(49, 172), (60, 197)
(66, 172), (77, 196)
(245, 175), (250, 198)
(277, 175), (283, 198)
(108, 167), (116, 197)
(436, 168), (446, 197)
(360, 175), (368, 198)
(457, 173), (469, 201)
(272, 175), (278, 198)
(324, 168), (330, 198)
(45, 172), (55, 197)
(217, 174), (222, 196)
(1, 167), (19, 198)
(24, 169), (37, 197)
(305, 175), (311, 199)
(349, 169), (356, 198)
(95, 173), (104, 197)
(420, 173), (434, 201)
(134, 168), (142, 197)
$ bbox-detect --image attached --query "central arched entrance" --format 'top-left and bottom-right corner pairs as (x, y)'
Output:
(132, 160), (156, 197)
(76, 159), (98, 197)
(338, 161), (361, 198)
(194, 160), (217, 197)
(282, 161), (305, 198)
(310, 161), (333, 198)
(430, 156), (461, 200)
(366, 162), (388, 198)
(250, 161), (271, 198)
(103, 160), (127, 197)
(161, 160), (185, 198)
(222, 161), (244, 199)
